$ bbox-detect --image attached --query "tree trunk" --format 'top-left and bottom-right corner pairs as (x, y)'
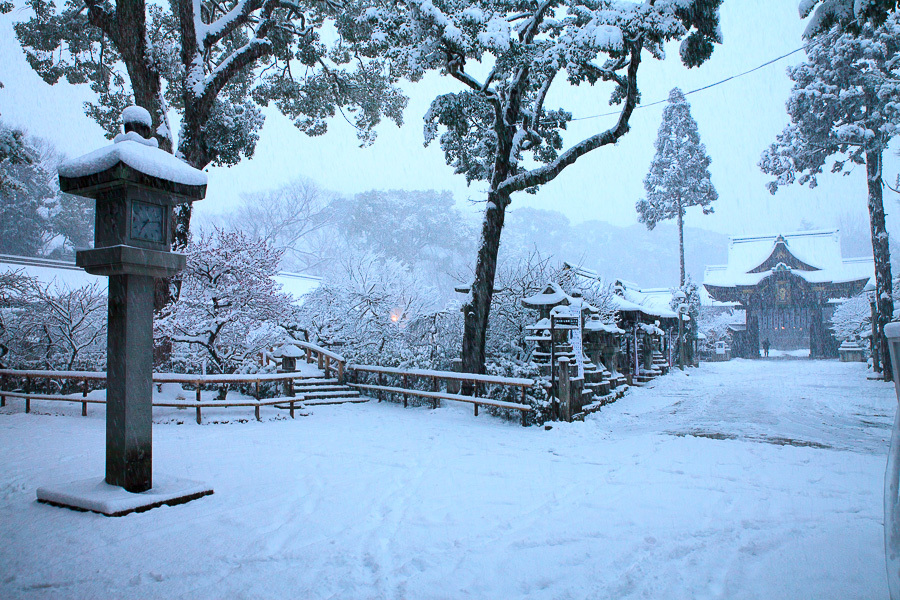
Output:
(114, 1), (170, 153)
(461, 190), (510, 378)
(867, 147), (894, 382)
(677, 201), (686, 286)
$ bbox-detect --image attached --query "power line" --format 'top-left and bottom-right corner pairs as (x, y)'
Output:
(570, 46), (806, 122)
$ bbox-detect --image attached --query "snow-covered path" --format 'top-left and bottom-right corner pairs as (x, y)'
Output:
(0, 359), (895, 599)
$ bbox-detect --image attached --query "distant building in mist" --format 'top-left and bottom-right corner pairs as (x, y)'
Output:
(703, 230), (873, 358)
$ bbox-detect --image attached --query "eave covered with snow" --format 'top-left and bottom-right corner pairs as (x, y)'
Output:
(703, 231), (872, 304)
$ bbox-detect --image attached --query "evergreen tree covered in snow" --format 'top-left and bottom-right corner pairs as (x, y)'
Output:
(670, 276), (701, 365)
(360, 0), (722, 376)
(636, 88), (717, 286)
(0, 122), (54, 257)
(800, 0), (898, 36)
(0, 122), (35, 192)
(14, 0), (407, 246)
(759, 11), (900, 380)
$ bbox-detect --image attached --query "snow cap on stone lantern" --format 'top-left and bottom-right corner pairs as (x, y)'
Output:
(273, 343), (304, 372)
(521, 282), (571, 320)
(58, 106), (207, 277)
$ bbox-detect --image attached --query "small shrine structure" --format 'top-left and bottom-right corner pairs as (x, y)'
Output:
(521, 283), (625, 418)
(703, 231), (873, 358)
(559, 263), (679, 382)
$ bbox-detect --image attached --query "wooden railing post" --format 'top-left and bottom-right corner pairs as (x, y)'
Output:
(306, 347), (312, 364)
(558, 357), (571, 422)
(255, 380), (261, 421)
(338, 361), (344, 384)
(402, 374), (409, 408)
(324, 355), (331, 378)
(195, 379), (202, 424)
(82, 378), (89, 416)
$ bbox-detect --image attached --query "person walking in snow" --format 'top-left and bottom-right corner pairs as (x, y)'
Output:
(763, 338), (770, 358)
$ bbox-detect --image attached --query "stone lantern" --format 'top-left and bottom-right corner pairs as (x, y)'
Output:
(36, 107), (212, 515)
(275, 343), (304, 373)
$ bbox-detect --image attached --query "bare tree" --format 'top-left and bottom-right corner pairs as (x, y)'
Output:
(221, 178), (337, 273)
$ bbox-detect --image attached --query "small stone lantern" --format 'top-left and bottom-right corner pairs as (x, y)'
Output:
(275, 343), (304, 373)
(36, 107), (211, 514)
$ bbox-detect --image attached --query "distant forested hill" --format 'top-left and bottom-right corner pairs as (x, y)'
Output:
(500, 207), (729, 288)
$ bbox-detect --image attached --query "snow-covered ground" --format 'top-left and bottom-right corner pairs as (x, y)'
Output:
(0, 359), (894, 599)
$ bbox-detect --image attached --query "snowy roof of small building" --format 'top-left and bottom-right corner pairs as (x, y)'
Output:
(0, 254), (106, 291)
(612, 280), (678, 319)
(561, 262), (603, 283)
(704, 230), (873, 289)
(0, 255), (321, 303)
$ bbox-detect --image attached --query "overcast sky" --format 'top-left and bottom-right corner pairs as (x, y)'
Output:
(1, 1), (898, 239)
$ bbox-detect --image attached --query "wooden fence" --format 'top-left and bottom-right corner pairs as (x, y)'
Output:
(0, 369), (304, 423)
(347, 364), (535, 426)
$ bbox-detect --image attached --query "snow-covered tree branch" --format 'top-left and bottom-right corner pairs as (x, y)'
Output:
(361, 0), (722, 375)
(15, 0), (408, 246)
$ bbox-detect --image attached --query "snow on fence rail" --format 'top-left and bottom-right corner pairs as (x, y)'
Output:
(260, 341), (346, 382)
(0, 369), (304, 423)
(347, 364), (535, 426)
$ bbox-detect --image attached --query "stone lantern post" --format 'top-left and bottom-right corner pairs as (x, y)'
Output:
(36, 107), (212, 515)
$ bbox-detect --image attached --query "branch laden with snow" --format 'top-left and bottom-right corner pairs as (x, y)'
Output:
(362, 0), (722, 374)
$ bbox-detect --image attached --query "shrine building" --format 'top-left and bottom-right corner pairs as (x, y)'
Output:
(703, 230), (873, 358)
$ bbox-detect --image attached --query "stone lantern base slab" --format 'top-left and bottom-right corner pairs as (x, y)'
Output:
(36, 475), (213, 517)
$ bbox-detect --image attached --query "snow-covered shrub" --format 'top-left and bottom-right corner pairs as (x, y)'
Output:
(0, 272), (106, 370)
(484, 358), (551, 425)
(831, 293), (872, 345)
(156, 229), (295, 374)
(698, 306), (743, 356)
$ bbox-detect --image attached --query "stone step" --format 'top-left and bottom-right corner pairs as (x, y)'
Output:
(302, 397), (369, 406)
(293, 384), (347, 392)
(301, 389), (361, 400)
(294, 377), (339, 385)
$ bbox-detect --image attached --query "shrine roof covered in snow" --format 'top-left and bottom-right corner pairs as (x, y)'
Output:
(703, 230), (874, 291)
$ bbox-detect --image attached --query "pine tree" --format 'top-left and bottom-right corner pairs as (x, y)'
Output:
(14, 0), (407, 247)
(636, 88), (717, 286)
